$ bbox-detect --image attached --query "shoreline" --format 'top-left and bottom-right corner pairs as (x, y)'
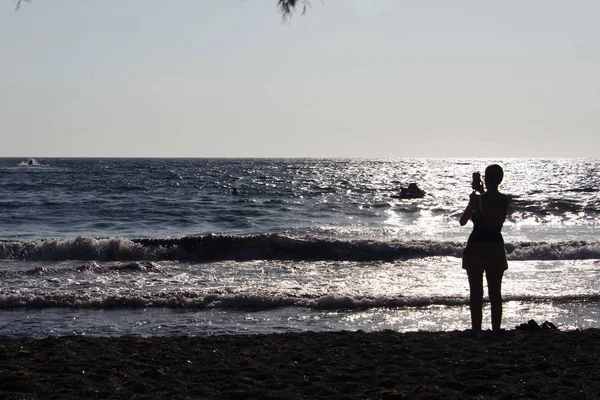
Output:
(1, 329), (599, 399)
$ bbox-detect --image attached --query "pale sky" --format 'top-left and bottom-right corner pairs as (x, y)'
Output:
(1, 0), (598, 157)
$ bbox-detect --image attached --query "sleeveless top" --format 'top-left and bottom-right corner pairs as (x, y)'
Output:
(463, 192), (510, 271)
(467, 194), (508, 243)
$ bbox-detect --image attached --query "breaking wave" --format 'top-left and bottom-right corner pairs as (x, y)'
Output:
(1, 234), (600, 262)
(1, 291), (598, 311)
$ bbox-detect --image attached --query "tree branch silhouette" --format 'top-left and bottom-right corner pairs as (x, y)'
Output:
(277, 0), (312, 20)
(14, 0), (30, 11)
(14, 0), (316, 19)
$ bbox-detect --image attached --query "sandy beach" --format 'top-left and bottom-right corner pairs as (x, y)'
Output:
(1, 328), (599, 399)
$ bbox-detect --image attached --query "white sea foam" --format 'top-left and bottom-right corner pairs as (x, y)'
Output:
(2, 235), (600, 262)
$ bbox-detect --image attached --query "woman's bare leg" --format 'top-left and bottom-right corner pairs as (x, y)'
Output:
(486, 270), (504, 331)
(467, 269), (484, 331)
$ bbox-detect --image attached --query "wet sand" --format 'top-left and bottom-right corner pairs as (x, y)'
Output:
(1, 329), (599, 399)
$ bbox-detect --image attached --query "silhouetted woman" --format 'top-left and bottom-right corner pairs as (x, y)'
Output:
(460, 164), (511, 332)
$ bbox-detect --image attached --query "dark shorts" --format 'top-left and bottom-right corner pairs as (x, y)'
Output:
(462, 240), (508, 272)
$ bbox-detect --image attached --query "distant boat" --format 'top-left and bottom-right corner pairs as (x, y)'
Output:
(391, 183), (426, 199)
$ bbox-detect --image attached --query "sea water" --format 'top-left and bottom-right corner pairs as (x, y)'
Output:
(0, 158), (598, 337)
